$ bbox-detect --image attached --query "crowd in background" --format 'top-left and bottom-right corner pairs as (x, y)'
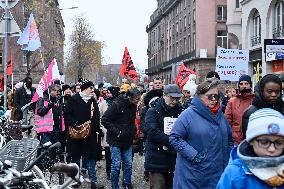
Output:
(0, 72), (284, 189)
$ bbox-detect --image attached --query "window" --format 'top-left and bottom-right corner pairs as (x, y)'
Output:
(251, 11), (261, 46)
(217, 30), (228, 48)
(193, 32), (196, 50)
(176, 22), (179, 36)
(273, 0), (284, 38)
(236, 0), (240, 9)
(184, 16), (187, 31)
(217, 6), (227, 21)
(184, 37), (187, 54)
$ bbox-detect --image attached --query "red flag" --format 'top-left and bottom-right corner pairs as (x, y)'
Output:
(7, 50), (12, 76)
(175, 64), (196, 89)
(119, 47), (138, 81)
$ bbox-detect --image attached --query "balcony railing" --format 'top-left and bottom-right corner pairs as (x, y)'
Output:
(273, 26), (284, 38)
(251, 35), (261, 47)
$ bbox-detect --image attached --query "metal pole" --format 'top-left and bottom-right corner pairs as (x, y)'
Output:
(3, 0), (9, 110)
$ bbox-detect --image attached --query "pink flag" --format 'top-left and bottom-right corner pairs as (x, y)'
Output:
(32, 58), (60, 102)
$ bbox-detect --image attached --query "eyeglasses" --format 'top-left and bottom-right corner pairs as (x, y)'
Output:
(168, 96), (181, 102)
(255, 138), (284, 149)
(183, 91), (190, 94)
(206, 94), (220, 101)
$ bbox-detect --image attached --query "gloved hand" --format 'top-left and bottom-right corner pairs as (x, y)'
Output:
(191, 152), (206, 165)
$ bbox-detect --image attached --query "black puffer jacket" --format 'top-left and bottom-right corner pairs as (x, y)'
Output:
(144, 98), (184, 173)
(242, 81), (284, 138)
(101, 95), (137, 148)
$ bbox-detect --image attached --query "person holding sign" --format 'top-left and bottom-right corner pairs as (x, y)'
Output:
(144, 84), (184, 189)
(169, 78), (233, 189)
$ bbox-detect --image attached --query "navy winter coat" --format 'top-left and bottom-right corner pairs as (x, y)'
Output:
(169, 96), (233, 189)
(144, 98), (183, 173)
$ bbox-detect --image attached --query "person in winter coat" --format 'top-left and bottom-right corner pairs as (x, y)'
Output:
(169, 78), (233, 189)
(14, 77), (36, 122)
(242, 74), (284, 138)
(180, 74), (198, 109)
(99, 86), (120, 181)
(64, 78), (104, 189)
(144, 84), (184, 189)
(36, 84), (65, 172)
(217, 108), (284, 189)
(101, 88), (141, 189)
(225, 74), (254, 144)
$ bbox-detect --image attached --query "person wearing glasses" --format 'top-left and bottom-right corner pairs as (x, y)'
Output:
(144, 84), (184, 189)
(225, 75), (254, 145)
(217, 108), (284, 189)
(169, 78), (233, 189)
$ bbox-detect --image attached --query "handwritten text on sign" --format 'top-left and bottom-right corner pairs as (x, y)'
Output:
(164, 117), (178, 135)
(216, 49), (249, 81)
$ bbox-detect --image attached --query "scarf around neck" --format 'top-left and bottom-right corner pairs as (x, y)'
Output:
(238, 141), (284, 187)
(79, 92), (93, 103)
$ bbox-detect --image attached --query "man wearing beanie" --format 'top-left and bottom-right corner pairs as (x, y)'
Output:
(225, 74), (254, 144)
(217, 108), (284, 188)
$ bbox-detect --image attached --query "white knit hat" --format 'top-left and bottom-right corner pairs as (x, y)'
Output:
(246, 108), (284, 142)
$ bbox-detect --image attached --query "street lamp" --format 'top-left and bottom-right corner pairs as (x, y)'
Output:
(59, 6), (78, 11)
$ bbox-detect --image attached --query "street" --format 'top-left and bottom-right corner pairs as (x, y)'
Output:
(79, 154), (148, 189)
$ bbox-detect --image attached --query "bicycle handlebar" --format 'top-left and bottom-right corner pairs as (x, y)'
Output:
(51, 163), (79, 180)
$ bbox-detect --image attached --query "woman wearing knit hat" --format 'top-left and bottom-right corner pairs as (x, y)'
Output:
(242, 74), (284, 138)
(64, 78), (104, 189)
(217, 108), (284, 188)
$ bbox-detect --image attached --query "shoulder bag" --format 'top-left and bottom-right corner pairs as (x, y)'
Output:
(69, 102), (94, 140)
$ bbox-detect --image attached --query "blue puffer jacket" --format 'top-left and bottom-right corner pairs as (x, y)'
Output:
(169, 96), (233, 189)
(217, 147), (284, 189)
(144, 98), (183, 173)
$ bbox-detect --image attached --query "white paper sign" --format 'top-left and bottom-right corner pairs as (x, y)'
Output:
(216, 48), (249, 81)
(164, 117), (178, 135)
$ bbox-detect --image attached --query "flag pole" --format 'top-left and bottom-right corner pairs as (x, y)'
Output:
(39, 48), (45, 70)
(3, 0), (9, 110)
(11, 73), (14, 91)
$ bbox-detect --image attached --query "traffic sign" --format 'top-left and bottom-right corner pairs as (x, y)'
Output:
(0, 0), (19, 9)
(0, 10), (21, 37)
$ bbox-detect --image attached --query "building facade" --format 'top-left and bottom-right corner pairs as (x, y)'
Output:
(0, 0), (65, 84)
(230, 0), (284, 86)
(146, 0), (227, 84)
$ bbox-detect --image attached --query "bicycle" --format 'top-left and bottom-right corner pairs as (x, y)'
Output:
(0, 159), (82, 189)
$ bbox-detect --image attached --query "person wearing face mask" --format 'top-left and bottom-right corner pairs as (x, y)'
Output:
(242, 74), (284, 138)
(169, 78), (233, 189)
(101, 88), (141, 189)
(217, 108), (284, 189)
(14, 77), (36, 122)
(144, 84), (184, 189)
(64, 78), (104, 189)
(225, 74), (254, 145)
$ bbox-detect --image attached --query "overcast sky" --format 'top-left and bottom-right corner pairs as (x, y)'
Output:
(59, 0), (157, 70)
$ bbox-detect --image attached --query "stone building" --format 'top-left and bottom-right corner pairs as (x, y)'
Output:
(146, 0), (227, 84)
(0, 0), (65, 84)
(227, 0), (284, 86)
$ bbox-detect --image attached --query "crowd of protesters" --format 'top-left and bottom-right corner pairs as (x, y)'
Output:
(0, 71), (283, 189)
